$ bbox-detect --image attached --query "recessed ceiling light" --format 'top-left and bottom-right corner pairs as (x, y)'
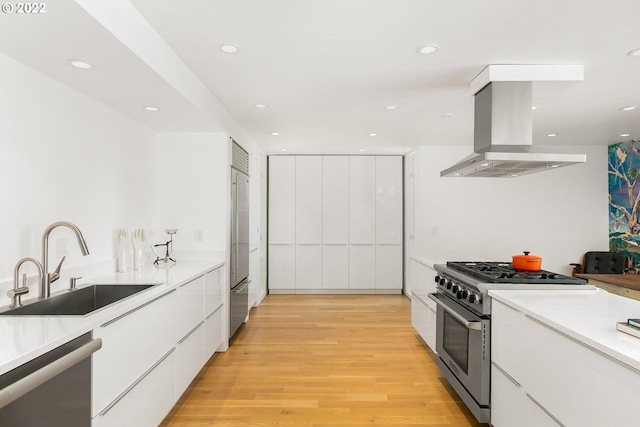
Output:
(417, 45), (439, 55)
(453, 173), (461, 177)
(385, 105), (398, 110)
(142, 105), (160, 112)
(68, 59), (92, 69)
(547, 133), (558, 137)
(627, 48), (640, 57)
(620, 105), (638, 111)
(368, 133), (377, 137)
(621, 133), (631, 137)
(439, 113), (454, 118)
(255, 104), (268, 109)
(531, 106), (539, 110)
(219, 44), (239, 54)
(271, 132), (280, 136)
(359, 149), (365, 152)
(480, 163), (489, 167)
(280, 148), (288, 152)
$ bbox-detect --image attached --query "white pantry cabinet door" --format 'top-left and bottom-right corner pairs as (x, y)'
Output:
(295, 245), (322, 289)
(349, 245), (375, 289)
(295, 156), (323, 244)
(268, 244), (296, 290)
(322, 245), (349, 289)
(323, 156), (349, 244)
(204, 306), (223, 359)
(376, 156), (403, 244)
(269, 156), (296, 244)
(349, 156), (375, 244)
(375, 245), (402, 289)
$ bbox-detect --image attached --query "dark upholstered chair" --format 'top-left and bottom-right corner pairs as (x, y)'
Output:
(570, 251), (632, 276)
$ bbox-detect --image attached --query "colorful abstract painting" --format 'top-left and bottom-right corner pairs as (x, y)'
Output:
(609, 140), (640, 268)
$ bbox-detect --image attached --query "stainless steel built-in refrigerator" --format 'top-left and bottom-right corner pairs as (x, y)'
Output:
(230, 139), (250, 339)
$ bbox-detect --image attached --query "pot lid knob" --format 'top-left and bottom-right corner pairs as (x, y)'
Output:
(523, 251), (530, 255)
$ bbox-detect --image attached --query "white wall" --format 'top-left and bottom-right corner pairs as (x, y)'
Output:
(0, 52), (157, 296)
(154, 132), (229, 252)
(410, 145), (608, 275)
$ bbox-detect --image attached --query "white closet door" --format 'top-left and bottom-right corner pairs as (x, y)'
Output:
(349, 156), (375, 244)
(323, 156), (349, 244)
(376, 156), (403, 244)
(296, 245), (322, 289)
(349, 245), (375, 289)
(295, 156), (322, 244)
(269, 156), (296, 244)
(323, 245), (349, 289)
(376, 245), (403, 289)
(268, 245), (295, 290)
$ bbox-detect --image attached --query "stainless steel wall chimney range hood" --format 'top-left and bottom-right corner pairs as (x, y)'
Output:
(441, 65), (587, 178)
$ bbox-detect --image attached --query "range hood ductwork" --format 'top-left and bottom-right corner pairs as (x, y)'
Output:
(441, 75), (586, 178)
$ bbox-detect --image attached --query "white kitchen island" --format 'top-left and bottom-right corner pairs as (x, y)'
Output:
(489, 288), (640, 427)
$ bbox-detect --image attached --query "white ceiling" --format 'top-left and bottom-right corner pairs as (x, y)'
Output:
(2, 0), (639, 154)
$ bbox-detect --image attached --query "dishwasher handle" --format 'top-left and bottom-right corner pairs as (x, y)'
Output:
(0, 338), (102, 410)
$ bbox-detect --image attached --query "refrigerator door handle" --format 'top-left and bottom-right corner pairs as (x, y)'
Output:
(232, 173), (237, 276)
(232, 279), (251, 294)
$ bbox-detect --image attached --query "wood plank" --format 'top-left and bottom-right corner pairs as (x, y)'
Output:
(160, 295), (487, 427)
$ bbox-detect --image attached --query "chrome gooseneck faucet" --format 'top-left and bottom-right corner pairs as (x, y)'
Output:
(41, 221), (90, 299)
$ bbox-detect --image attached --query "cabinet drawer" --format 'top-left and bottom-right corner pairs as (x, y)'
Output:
(205, 267), (223, 316)
(204, 306), (223, 360)
(92, 290), (176, 417)
(92, 350), (175, 427)
(175, 275), (205, 341)
(491, 299), (530, 385)
(525, 314), (640, 427)
(176, 322), (205, 399)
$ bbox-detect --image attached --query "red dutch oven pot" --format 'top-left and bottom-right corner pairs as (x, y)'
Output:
(512, 251), (542, 271)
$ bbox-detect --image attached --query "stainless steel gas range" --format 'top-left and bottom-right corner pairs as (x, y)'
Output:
(430, 261), (592, 424)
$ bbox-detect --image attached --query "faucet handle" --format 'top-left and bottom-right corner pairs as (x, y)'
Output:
(49, 256), (66, 283)
(69, 276), (82, 290)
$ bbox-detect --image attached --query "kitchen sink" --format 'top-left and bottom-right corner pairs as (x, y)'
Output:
(0, 284), (158, 316)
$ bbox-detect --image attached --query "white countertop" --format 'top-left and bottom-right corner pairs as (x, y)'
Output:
(489, 288), (640, 371)
(0, 256), (224, 376)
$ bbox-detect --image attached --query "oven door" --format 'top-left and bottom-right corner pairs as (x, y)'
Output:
(429, 292), (490, 407)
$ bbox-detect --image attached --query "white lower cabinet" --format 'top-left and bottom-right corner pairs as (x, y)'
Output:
(92, 265), (226, 427)
(204, 306), (224, 359)
(322, 245), (349, 289)
(92, 350), (176, 427)
(410, 291), (437, 353)
(375, 245), (402, 290)
(491, 298), (640, 427)
(175, 322), (205, 398)
(349, 245), (375, 289)
(295, 245), (322, 289)
(92, 290), (176, 418)
(268, 244), (295, 290)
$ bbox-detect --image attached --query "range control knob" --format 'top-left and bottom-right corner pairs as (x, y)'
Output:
(461, 289), (470, 299)
(456, 290), (465, 300)
(445, 280), (452, 290)
(439, 277), (447, 286)
(451, 284), (459, 293)
(434, 275), (441, 284)
(469, 293), (482, 305)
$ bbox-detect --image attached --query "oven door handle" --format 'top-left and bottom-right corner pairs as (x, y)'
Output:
(428, 293), (482, 330)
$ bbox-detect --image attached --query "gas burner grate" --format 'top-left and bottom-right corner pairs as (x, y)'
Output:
(446, 261), (587, 284)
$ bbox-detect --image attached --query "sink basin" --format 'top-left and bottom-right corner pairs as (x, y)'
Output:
(0, 284), (157, 316)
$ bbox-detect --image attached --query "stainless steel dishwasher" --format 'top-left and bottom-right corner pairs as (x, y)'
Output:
(0, 332), (102, 427)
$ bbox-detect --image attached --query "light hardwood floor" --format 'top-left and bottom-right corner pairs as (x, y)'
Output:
(160, 294), (487, 427)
